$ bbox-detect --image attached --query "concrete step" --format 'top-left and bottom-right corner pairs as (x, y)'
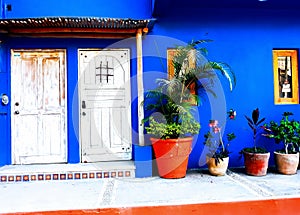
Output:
(0, 161), (135, 183)
(1, 169), (300, 214)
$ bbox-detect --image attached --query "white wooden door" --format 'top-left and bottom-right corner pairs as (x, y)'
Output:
(11, 50), (67, 164)
(79, 49), (132, 162)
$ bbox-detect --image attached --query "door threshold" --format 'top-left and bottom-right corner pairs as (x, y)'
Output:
(0, 161), (135, 183)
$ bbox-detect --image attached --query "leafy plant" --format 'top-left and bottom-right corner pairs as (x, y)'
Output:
(243, 108), (267, 153)
(263, 112), (300, 154)
(204, 112), (236, 165)
(143, 39), (236, 140)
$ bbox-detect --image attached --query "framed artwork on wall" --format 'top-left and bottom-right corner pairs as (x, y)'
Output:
(167, 48), (198, 105)
(167, 48), (196, 95)
(272, 49), (299, 104)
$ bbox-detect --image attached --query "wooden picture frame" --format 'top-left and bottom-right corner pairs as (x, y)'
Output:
(272, 49), (299, 104)
(167, 48), (196, 95)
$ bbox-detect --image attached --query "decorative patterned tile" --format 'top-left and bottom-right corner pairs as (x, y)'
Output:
(125, 171), (131, 177)
(31, 175), (37, 181)
(0, 166), (134, 183)
(82, 173), (88, 179)
(45, 174), (51, 180)
(89, 172), (95, 179)
(75, 173), (81, 179)
(38, 174), (44, 181)
(53, 174), (59, 180)
(1, 176), (7, 182)
(96, 172), (102, 178)
(23, 175), (29, 181)
(118, 171), (124, 177)
(60, 174), (66, 180)
(104, 172), (109, 178)
(111, 172), (116, 178)
(16, 175), (22, 182)
(67, 173), (73, 179)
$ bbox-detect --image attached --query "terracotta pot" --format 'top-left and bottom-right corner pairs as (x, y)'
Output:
(150, 137), (193, 179)
(243, 151), (270, 176)
(274, 151), (299, 175)
(206, 156), (229, 176)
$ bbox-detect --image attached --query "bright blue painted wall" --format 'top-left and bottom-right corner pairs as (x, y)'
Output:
(1, 0), (300, 176)
(1, 0), (152, 19)
(149, 7), (300, 168)
(0, 37), (138, 165)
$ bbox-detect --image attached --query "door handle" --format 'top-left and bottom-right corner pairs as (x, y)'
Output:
(1, 94), (9, 106)
(82, 101), (86, 109)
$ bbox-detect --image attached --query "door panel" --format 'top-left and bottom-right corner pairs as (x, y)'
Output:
(11, 50), (67, 164)
(79, 49), (132, 162)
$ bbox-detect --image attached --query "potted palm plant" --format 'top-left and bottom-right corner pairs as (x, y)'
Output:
(204, 112), (236, 176)
(242, 108), (270, 176)
(142, 39), (236, 179)
(263, 112), (300, 175)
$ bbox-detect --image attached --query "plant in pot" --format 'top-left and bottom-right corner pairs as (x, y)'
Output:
(263, 112), (300, 175)
(242, 108), (270, 176)
(142, 39), (236, 179)
(204, 110), (236, 176)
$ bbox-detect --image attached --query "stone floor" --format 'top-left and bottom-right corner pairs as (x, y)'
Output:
(0, 167), (300, 214)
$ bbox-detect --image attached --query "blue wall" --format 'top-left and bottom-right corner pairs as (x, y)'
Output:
(1, 0), (300, 175)
(149, 7), (300, 168)
(0, 37), (139, 165)
(0, 0), (152, 176)
(1, 0), (152, 19)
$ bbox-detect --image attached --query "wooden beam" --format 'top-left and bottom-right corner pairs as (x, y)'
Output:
(136, 28), (144, 146)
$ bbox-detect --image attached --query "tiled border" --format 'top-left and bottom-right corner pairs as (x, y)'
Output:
(0, 170), (133, 183)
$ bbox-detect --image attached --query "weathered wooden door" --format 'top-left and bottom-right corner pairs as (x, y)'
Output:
(11, 50), (67, 164)
(79, 49), (132, 162)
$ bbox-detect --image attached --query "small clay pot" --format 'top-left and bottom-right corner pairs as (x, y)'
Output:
(206, 156), (229, 176)
(243, 151), (270, 176)
(274, 151), (299, 175)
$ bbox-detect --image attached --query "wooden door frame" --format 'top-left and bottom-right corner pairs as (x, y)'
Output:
(10, 49), (68, 164)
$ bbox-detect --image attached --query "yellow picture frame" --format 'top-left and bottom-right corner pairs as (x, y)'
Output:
(167, 48), (196, 94)
(272, 49), (299, 104)
(167, 48), (197, 105)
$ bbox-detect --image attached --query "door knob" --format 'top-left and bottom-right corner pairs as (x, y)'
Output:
(82, 112), (86, 116)
(14, 110), (19, 115)
(82, 101), (86, 109)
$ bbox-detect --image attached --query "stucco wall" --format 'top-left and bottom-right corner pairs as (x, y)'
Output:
(1, 0), (152, 19)
(149, 6), (300, 168)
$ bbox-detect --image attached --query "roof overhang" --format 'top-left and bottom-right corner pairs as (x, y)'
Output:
(0, 17), (155, 38)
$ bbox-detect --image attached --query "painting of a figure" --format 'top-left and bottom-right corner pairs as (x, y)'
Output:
(273, 50), (299, 104)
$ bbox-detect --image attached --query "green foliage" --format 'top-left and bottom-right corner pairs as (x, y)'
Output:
(242, 147), (268, 154)
(143, 39), (236, 140)
(203, 118), (236, 165)
(204, 131), (236, 164)
(244, 108), (266, 153)
(263, 112), (300, 154)
(145, 117), (200, 139)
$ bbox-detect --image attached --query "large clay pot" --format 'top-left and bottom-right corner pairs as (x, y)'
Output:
(243, 151), (270, 176)
(274, 151), (299, 175)
(206, 156), (229, 176)
(150, 137), (193, 179)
